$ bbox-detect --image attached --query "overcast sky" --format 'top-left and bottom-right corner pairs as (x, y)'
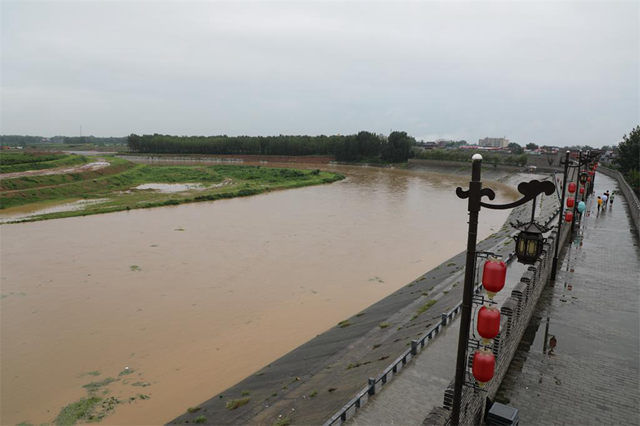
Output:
(1, 1), (638, 146)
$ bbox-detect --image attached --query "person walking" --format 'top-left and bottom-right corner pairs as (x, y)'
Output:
(597, 196), (603, 212)
(602, 192), (608, 211)
(609, 191), (615, 208)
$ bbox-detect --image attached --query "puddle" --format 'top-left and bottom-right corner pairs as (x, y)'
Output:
(134, 183), (205, 193)
(134, 179), (232, 193)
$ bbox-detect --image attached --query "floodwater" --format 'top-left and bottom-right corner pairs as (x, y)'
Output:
(0, 165), (517, 425)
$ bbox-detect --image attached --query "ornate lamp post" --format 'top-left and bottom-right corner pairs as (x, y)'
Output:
(451, 154), (555, 425)
(551, 150), (581, 280)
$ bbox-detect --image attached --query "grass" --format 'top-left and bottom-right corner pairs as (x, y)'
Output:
(54, 397), (102, 425)
(225, 397), (250, 410)
(0, 152), (89, 173)
(1, 159), (345, 220)
(378, 322), (391, 329)
(338, 320), (351, 328)
(309, 390), (318, 398)
(118, 367), (134, 376)
(411, 299), (437, 320)
(187, 407), (201, 413)
(53, 396), (119, 425)
(274, 416), (291, 426)
(194, 415), (207, 423)
(82, 377), (116, 392)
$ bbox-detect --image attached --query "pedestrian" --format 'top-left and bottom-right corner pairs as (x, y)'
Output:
(602, 193), (608, 210)
(610, 191), (615, 207)
(597, 196), (602, 212)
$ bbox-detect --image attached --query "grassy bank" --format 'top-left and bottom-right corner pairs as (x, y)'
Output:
(0, 152), (90, 173)
(414, 148), (527, 167)
(0, 155), (344, 222)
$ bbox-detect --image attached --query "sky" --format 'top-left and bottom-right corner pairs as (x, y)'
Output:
(1, 1), (638, 147)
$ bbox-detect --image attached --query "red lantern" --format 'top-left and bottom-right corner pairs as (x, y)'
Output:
(589, 171), (594, 176)
(568, 182), (576, 193)
(587, 177), (591, 183)
(566, 197), (575, 208)
(472, 349), (495, 386)
(482, 259), (506, 299)
(579, 187), (585, 194)
(565, 211), (573, 222)
(477, 306), (500, 344)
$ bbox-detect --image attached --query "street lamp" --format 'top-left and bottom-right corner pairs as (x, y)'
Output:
(451, 154), (555, 425)
(512, 221), (547, 264)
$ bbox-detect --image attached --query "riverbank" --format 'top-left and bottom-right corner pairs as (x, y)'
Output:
(0, 153), (343, 222)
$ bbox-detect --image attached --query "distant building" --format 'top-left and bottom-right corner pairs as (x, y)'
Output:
(478, 137), (509, 148)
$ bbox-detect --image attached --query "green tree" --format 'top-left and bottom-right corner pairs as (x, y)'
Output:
(616, 125), (640, 175)
(507, 142), (524, 154)
(382, 131), (413, 162)
(525, 143), (539, 150)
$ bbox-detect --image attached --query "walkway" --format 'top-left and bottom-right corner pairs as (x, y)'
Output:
(496, 172), (640, 425)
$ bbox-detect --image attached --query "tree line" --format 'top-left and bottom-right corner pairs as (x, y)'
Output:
(0, 135), (126, 145)
(127, 131), (415, 163)
(615, 125), (639, 194)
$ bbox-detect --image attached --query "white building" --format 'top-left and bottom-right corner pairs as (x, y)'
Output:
(478, 137), (509, 148)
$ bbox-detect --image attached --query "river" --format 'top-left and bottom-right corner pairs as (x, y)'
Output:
(0, 164), (517, 425)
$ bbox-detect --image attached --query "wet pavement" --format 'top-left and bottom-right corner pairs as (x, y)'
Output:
(496, 172), (640, 425)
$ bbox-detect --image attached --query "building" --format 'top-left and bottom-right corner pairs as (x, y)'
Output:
(478, 137), (509, 148)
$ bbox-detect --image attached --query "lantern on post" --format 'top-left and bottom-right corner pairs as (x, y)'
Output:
(579, 173), (588, 185)
(451, 160), (555, 426)
(579, 187), (585, 195)
(477, 306), (500, 345)
(565, 211), (573, 222)
(513, 221), (548, 265)
(472, 349), (495, 387)
(566, 197), (575, 208)
(481, 259), (506, 299)
(568, 182), (576, 194)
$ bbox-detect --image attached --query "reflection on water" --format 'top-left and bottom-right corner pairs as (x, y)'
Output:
(0, 165), (515, 425)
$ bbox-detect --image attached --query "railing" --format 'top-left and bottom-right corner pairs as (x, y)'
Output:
(323, 208), (560, 426)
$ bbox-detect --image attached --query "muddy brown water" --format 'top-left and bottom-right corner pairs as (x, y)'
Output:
(0, 165), (516, 425)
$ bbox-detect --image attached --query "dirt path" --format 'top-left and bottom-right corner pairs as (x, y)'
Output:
(0, 160), (110, 179)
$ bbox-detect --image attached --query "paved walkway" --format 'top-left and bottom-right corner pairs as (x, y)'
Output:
(496, 172), (640, 425)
